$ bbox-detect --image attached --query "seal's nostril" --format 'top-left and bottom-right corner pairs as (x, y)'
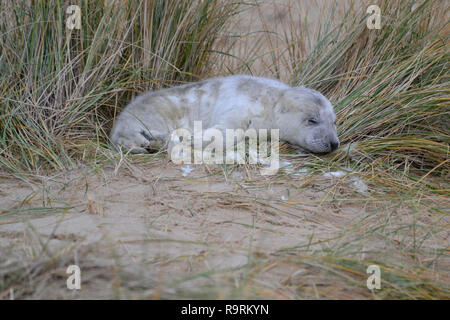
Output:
(330, 141), (339, 151)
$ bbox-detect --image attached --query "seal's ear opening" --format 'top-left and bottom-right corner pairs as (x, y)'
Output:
(276, 89), (301, 114)
(278, 104), (290, 114)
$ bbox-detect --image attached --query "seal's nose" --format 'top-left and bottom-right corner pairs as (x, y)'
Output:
(330, 141), (339, 151)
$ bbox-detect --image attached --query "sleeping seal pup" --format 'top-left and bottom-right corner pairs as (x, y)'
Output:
(110, 75), (339, 155)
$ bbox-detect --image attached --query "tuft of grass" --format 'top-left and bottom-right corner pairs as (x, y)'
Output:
(0, 0), (239, 174)
(288, 0), (449, 194)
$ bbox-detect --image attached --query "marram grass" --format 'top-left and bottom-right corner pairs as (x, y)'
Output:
(0, 0), (239, 173)
(286, 0), (449, 195)
(0, 0), (448, 196)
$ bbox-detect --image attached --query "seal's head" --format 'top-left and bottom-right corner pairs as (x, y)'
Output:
(275, 87), (339, 153)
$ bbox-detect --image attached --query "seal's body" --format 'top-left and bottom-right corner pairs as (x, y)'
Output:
(110, 75), (339, 154)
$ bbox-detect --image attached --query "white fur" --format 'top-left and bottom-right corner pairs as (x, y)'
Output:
(110, 75), (339, 154)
